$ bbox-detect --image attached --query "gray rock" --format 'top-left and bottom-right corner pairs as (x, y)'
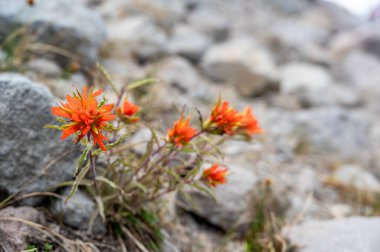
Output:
(328, 204), (352, 218)
(266, 20), (329, 61)
(280, 62), (332, 93)
(268, 0), (314, 15)
(133, 0), (186, 29)
(285, 217), (380, 252)
(0, 73), (78, 204)
(0, 0), (106, 66)
(202, 38), (279, 96)
(26, 58), (63, 77)
(340, 50), (380, 100)
(46, 75), (86, 99)
(100, 58), (145, 92)
(129, 128), (154, 156)
(298, 84), (361, 108)
(0, 206), (46, 251)
(52, 188), (106, 234)
(263, 107), (371, 164)
(155, 56), (210, 99)
(168, 25), (212, 61)
(162, 230), (181, 252)
(318, 1), (361, 30)
(178, 163), (258, 231)
(356, 21), (380, 59)
(291, 107), (371, 162)
(98, 0), (186, 29)
(333, 165), (380, 193)
(187, 7), (229, 41)
(108, 16), (168, 61)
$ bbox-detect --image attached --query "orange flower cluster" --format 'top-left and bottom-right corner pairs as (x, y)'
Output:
(202, 164), (228, 187)
(206, 99), (262, 136)
(117, 99), (140, 123)
(52, 86), (116, 151)
(167, 116), (197, 147)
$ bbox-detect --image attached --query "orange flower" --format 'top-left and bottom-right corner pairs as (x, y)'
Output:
(116, 99), (140, 122)
(51, 86), (116, 151)
(202, 164), (228, 187)
(239, 107), (263, 136)
(207, 99), (243, 135)
(167, 116), (197, 146)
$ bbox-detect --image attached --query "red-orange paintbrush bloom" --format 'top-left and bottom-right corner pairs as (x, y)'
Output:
(167, 116), (197, 147)
(207, 99), (243, 135)
(116, 99), (140, 123)
(239, 107), (263, 136)
(51, 86), (116, 151)
(202, 164), (229, 187)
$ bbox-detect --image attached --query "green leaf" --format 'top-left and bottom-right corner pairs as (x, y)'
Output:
(196, 108), (204, 130)
(65, 162), (91, 204)
(73, 143), (92, 176)
(192, 182), (216, 201)
(164, 167), (182, 183)
(95, 195), (106, 221)
(137, 137), (155, 168)
(128, 182), (148, 193)
(106, 134), (127, 149)
(104, 123), (120, 132)
(145, 123), (160, 146)
(96, 176), (125, 194)
(44, 124), (63, 130)
(184, 163), (201, 181)
(97, 95), (108, 109)
(56, 117), (67, 123)
(127, 78), (158, 90)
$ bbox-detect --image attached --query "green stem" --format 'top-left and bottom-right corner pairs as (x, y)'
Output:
(88, 134), (100, 196)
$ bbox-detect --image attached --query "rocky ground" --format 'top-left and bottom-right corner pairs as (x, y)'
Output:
(1, 0), (380, 251)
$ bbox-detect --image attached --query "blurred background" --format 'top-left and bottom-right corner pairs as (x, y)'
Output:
(1, 0), (380, 251)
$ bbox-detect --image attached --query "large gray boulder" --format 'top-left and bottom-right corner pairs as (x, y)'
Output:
(285, 217), (380, 252)
(0, 74), (78, 204)
(0, 0), (106, 66)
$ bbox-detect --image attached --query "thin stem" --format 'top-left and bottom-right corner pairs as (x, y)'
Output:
(97, 62), (120, 96)
(88, 134), (100, 196)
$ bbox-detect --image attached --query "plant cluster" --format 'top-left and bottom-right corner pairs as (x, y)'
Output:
(47, 80), (263, 249)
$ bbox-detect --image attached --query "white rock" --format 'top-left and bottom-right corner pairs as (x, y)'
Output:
(168, 25), (212, 61)
(285, 217), (380, 252)
(333, 165), (380, 193)
(328, 204), (352, 218)
(280, 62), (332, 93)
(179, 163), (258, 230)
(52, 188), (106, 234)
(300, 84), (361, 108)
(188, 7), (229, 41)
(108, 16), (168, 60)
(0, 0), (106, 66)
(26, 59), (63, 77)
(98, 0), (186, 29)
(202, 38), (278, 96)
(340, 50), (380, 99)
(155, 56), (209, 98)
